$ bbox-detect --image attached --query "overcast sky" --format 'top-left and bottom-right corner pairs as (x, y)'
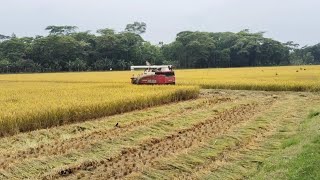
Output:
(0, 0), (319, 46)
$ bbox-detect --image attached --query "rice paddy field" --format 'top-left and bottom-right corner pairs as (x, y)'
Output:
(0, 82), (198, 136)
(0, 65), (320, 179)
(1, 65), (319, 90)
(179, 65), (320, 91)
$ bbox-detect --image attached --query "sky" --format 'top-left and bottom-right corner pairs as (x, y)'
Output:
(0, 0), (319, 46)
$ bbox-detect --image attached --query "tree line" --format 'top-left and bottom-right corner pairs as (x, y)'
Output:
(0, 22), (319, 73)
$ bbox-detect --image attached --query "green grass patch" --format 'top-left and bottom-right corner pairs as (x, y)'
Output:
(287, 135), (320, 180)
(250, 107), (320, 180)
(308, 110), (320, 119)
(281, 138), (300, 149)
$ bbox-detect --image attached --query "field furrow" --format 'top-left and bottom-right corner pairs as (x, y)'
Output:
(42, 95), (274, 179)
(197, 95), (313, 180)
(131, 107), (276, 179)
(128, 92), (316, 180)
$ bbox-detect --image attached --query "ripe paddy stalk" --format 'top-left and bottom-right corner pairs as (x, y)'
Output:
(176, 65), (320, 91)
(0, 82), (199, 137)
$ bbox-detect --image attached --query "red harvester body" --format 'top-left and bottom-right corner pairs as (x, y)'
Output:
(130, 65), (175, 85)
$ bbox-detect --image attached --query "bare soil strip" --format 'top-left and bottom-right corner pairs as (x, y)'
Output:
(42, 97), (273, 179)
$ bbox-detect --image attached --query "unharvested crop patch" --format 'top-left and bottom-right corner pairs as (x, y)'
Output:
(177, 65), (320, 91)
(1, 65), (320, 137)
(0, 82), (199, 137)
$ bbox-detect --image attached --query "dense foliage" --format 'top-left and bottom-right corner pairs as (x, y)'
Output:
(0, 23), (319, 73)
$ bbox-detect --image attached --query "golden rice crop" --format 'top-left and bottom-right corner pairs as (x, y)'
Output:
(0, 65), (319, 136)
(0, 82), (199, 136)
(176, 65), (320, 91)
(1, 65), (319, 91)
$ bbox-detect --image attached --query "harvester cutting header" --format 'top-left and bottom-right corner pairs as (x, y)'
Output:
(130, 62), (175, 85)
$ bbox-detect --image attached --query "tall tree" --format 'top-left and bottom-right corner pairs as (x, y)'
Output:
(0, 25), (319, 73)
(125, 22), (147, 35)
(0, 34), (11, 42)
(45, 26), (78, 35)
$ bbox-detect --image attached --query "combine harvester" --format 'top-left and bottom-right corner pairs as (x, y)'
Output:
(130, 62), (175, 85)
